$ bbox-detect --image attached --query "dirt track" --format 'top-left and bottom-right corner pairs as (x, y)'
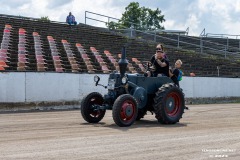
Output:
(0, 104), (240, 160)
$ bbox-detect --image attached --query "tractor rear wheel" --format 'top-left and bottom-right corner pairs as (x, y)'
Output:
(81, 92), (106, 123)
(112, 94), (138, 127)
(153, 83), (185, 124)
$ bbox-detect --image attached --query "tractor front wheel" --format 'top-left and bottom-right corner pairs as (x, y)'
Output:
(80, 92), (106, 123)
(112, 94), (138, 127)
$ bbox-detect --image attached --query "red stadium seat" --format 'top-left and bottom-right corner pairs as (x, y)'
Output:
(0, 61), (9, 67)
(0, 66), (5, 71)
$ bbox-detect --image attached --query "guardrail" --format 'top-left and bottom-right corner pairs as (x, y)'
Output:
(200, 28), (240, 39)
(84, 11), (240, 60)
(129, 29), (239, 58)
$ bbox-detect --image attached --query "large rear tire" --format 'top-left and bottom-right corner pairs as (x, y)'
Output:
(112, 94), (138, 127)
(153, 83), (185, 124)
(80, 92), (106, 123)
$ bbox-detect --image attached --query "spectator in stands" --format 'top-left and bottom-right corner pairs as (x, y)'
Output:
(169, 59), (183, 87)
(146, 44), (170, 77)
(66, 12), (77, 25)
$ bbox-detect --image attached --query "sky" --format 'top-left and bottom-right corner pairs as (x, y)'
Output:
(1, 0), (240, 36)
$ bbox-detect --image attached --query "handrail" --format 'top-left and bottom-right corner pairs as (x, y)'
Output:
(200, 28), (205, 37)
(85, 11), (120, 21)
(85, 11), (188, 35)
(206, 33), (240, 39)
(85, 11), (141, 29)
(84, 11), (240, 58)
(185, 27), (189, 35)
(132, 29), (240, 52)
(125, 29), (240, 58)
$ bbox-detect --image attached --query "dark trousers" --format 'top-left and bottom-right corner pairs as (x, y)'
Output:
(67, 21), (77, 25)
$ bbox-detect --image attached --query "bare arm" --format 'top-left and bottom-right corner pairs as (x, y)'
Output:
(169, 69), (174, 77)
(156, 59), (167, 67)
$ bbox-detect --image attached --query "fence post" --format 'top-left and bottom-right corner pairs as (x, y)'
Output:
(130, 26), (133, 38)
(108, 17), (110, 30)
(224, 46), (227, 58)
(85, 11), (86, 24)
(177, 34), (180, 48)
(239, 40), (240, 51)
(226, 37), (229, 50)
(154, 30), (156, 42)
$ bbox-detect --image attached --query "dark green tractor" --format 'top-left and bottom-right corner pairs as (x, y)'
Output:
(80, 47), (187, 127)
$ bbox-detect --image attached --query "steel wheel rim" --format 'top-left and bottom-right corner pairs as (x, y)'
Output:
(120, 100), (136, 122)
(89, 97), (102, 118)
(165, 92), (181, 117)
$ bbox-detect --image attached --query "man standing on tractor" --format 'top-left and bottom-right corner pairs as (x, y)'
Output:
(146, 44), (169, 77)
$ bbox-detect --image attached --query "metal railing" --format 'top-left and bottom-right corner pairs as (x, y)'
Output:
(85, 11), (120, 26)
(200, 28), (240, 52)
(85, 11), (188, 35)
(200, 28), (240, 39)
(84, 11), (240, 60)
(130, 29), (240, 58)
(1, 13), (239, 60)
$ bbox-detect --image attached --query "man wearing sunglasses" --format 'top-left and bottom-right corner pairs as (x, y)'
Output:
(147, 44), (169, 77)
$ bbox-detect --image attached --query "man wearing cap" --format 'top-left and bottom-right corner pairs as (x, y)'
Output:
(147, 44), (169, 77)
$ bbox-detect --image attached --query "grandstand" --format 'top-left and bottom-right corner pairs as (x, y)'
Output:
(0, 14), (240, 77)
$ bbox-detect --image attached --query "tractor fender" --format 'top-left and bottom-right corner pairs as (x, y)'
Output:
(127, 81), (147, 109)
(133, 87), (147, 109)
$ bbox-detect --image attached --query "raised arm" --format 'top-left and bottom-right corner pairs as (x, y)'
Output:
(156, 58), (167, 67)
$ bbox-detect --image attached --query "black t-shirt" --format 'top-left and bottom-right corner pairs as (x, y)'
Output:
(171, 68), (180, 87)
(173, 68), (180, 78)
(171, 68), (179, 81)
(150, 55), (169, 77)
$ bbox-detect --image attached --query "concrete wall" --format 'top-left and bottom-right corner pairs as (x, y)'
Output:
(0, 72), (239, 103)
(181, 77), (240, 98)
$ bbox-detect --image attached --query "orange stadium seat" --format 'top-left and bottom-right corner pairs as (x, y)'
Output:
(0, 57), (9, 62)
(55, 68), (64, 72)
(5, 24), (12, 29)
(0, 61), (9, 67)
(36, 58), (47, 64)
(17, 62), (28, 68)
(17, 67), (26, 71)
(0, 66), (5, 71)
(0, 53), (10, 58)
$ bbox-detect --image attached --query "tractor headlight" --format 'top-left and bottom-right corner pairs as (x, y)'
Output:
(121, 76), (127, 84)
(94, 75), (100, 82)
(107, 79), (116, 90)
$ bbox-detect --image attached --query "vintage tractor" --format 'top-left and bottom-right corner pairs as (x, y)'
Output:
(80, 47), (187, 127)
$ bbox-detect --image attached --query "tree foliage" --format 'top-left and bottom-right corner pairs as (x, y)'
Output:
(39, 16), (50, 22)
(107, 2), (165, 31)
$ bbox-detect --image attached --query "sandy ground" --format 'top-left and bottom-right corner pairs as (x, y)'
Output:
(0, 104), (240, 160)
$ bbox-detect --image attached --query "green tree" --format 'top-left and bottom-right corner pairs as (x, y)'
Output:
(39, 16), (50, 22)
(107, 2), (165, 31)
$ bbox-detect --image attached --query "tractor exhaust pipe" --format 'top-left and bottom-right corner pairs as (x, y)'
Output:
(118, 46), (128, 77)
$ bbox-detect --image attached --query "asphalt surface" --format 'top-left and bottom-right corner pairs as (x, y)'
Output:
(0, 104), (239, 160)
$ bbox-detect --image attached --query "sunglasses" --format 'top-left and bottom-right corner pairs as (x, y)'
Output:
(156, 48), (163, 52)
